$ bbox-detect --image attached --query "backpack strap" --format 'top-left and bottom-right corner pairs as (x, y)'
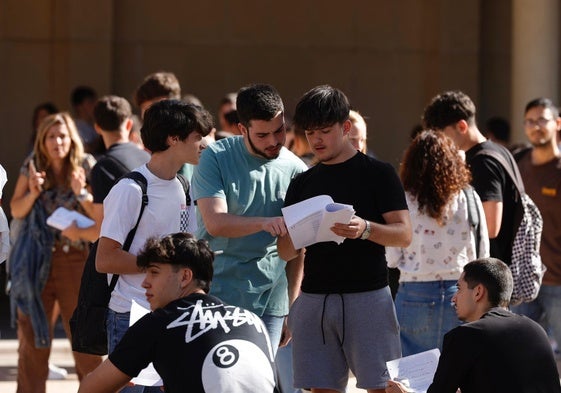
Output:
(107, 171), (149, 292)
(462, 186), (481, 258)
(95, 154), (131, 185)
(175, 173), (191, 206)
(475, 148), (525, 196)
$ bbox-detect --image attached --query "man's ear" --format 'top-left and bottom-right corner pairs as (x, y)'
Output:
(124, 118), (133, 132)
(456, 119), (469, 134)
(342, 119), (352, 135)
(473, 283), (486, 302)
(238, 123), (248, 136)
(94, 123), (103, 136)
(555, 116), (561, 131)
(166, 135), (179, 147)
(180, 268), (194, 288)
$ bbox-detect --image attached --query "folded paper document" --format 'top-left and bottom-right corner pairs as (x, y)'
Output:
(386, 348), (440, 393)
(281, 195), (355, 249)
(46, 207), (95, 230)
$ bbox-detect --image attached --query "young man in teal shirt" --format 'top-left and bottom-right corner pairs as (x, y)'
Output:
(191, 84), (307, 352)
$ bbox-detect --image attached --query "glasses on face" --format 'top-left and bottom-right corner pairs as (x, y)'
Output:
(523, 117), (553, 128)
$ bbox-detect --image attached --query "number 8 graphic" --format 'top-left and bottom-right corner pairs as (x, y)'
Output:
(213, 344), (239, 368)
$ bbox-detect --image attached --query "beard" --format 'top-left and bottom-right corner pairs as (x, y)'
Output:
(246, 133), (281, 159)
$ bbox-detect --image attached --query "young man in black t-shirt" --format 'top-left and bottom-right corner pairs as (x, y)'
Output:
(422, 91), (518, 265)
(278, 85), (411, 393)
(79, 232), (276, 393)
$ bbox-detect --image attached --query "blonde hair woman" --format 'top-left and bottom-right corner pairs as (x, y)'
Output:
(10, 112), (102, 392)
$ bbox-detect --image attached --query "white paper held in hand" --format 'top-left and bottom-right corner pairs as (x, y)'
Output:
(281, 195), (355, 249)
(386, 348), (441, 393)
(46, 207), (95, 230)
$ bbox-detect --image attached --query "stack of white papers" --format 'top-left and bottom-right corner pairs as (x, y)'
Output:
(46, 207), (95, 230)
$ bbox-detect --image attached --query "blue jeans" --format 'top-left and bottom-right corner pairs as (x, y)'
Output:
(395, 280), (461, 356)
(260, 313), (284, 355)
(261, 314), (302, 393)
(512, 284), (561, 354)
(107, 309), (161, 393)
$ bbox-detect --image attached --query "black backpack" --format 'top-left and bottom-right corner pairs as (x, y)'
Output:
(70, 171), (191, 355)
(475, 148), (545, 305)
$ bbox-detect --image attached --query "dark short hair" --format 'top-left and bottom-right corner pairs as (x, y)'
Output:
(524, 97), (559, 118)
(71, 86), (97, 106)
(94, 95), (132, 132)
(137, 233), (214, 294)
(485, 117), (511, 143)
(236, 84), (284, 128)
(134, 72), (181, 107)
(141, 100), (213, 153)
(293, 85), (350, 131)
(223, 110), (239, 126)
(422, 91), (477, 130)
(463, 258), (513, 307)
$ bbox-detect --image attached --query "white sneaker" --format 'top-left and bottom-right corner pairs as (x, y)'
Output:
(48, 363), (68, 380)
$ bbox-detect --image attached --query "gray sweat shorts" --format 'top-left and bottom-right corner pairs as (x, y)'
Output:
(287, 287), (401, 391)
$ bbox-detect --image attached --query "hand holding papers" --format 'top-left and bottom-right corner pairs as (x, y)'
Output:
(281, 195), (355, 249)
(386, 348), (440, 393)
(46, 207), (95, 230)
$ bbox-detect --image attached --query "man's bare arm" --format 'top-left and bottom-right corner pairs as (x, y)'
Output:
(285, 250), (304, 307)
(78, 359), (130, 393)
(331, 209), (412, 247)
(277, 233), (298, 262)
(96, 236), (142, 274)
(482, 200), (502, 239)
(197, 197), (287, 238)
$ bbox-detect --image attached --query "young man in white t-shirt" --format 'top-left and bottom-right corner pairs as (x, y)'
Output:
(95, 99), (213, 393)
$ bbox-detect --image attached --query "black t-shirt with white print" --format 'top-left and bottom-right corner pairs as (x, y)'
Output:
(109, 293), (276, 393)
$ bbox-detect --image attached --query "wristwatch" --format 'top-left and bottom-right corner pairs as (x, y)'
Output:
(76, 188), (92, 203)
(360, 219), (371, 240)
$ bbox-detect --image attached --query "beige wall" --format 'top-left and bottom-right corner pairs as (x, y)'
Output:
(1, 0), (558, 217)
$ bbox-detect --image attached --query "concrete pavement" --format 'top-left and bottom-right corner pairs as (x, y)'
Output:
(0, 339), (79, 393)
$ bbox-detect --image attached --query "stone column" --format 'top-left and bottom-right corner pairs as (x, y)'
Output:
(511, 0), (559, 142)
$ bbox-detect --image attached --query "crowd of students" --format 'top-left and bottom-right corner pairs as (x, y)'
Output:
(3, 72), (561, 393)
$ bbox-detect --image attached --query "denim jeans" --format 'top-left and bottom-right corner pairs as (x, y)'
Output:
(395, 280), (461, 356)
(260, 313), (284, 355)
(512, 284), (561, 354)
(107, 309), (161, 393)
(261, 314), (303, 393)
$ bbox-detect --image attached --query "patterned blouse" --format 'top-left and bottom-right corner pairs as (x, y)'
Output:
(386, 190), (489, 282)
(20, 154), (96, 250)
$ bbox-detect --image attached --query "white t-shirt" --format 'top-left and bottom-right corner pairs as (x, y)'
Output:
(101, 164), (192, 312)
(386, 190), (490, 282)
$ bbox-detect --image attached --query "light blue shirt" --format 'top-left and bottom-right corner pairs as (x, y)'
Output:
(192, 136), (307, 316)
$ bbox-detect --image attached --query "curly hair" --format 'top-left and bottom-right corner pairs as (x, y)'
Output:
(400, 130), (471, 225)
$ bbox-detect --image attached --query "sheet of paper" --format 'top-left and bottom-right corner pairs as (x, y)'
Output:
(282, 195), (334, 227)
(129, 300), (163, 387)
(282, 195), (354, 249)
(386, 348), (440, 393)
(316, 203), (355, 244)
(46, 207), (95, 230)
